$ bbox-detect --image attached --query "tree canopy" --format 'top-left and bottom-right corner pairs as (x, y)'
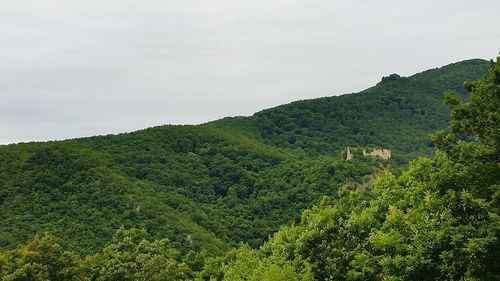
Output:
(0, 58), (497, 280)
(207, 56), (500, 280)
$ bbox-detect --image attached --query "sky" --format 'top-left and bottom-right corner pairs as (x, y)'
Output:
(1, 0), (499, 144)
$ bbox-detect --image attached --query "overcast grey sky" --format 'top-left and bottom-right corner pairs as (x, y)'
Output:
(1, 0), (499, 144)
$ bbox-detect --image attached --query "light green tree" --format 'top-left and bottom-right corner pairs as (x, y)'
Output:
(0, 233), (83, 281)
(86, 227), (190, 281)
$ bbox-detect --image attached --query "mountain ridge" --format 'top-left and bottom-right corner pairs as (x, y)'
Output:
(209, 58), (490, 161)
(0, 58), (491, 256)
(1, 59), (488, 147)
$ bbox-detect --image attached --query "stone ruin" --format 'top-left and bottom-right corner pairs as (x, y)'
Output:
(345, 147), (391, 161)
(363, 148), (391, 159)
(346, 147), (354, 161)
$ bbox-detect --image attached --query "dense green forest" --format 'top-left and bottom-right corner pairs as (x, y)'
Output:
(206, 56), (500, 281)
(211, 59), (489, 162)
(0, 57), (498, 280)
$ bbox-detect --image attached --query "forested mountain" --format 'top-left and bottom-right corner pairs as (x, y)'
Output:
(0, 58), (497, 280)
(211, 59), (489, 162)
(204, 56), (500, 281)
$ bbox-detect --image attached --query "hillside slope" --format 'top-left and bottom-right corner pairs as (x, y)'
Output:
(0, 59), (490, 255)
(203, 56), (500, 281)
(212, 59), (489, 162)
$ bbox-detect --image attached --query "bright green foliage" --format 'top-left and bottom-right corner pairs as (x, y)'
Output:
(0, 233), (83, 281)
(0, 59), (487, 256)
(0, 58), (495, 280)
(197, 245), (313, 281)
(0, 142), (229, 255)
(241, 59), (490, 162)
(0, 228), (206, 281)
(213, 57), (500, 280)
(85, 228), (190, 281)
(0, 128), (381, 255)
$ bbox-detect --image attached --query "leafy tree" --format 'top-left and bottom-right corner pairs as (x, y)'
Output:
(0, 59), (488, 256)
(85, 227), (189, 281)
(0, 233), (83, 281)
(213, 56), (500, 280)
(199, 245), (312, 281)
(0, 58), (495, 280)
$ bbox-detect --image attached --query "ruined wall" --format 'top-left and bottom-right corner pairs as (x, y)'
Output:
(363, 149), (391, 159)
(345, 147), (392, 161)
(346, 147), (353, 161)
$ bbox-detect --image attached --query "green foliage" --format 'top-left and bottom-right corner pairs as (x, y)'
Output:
(0, 233), (83, 281)
(0, 125), (380, 255)
(239, 59), (489, 162)
(0, 228), (205, 281)
(0, 142), (229, 256)
(85, 228), (190, 281)
(197, 245), (313, 281)
(0, 58), (495, 280)
(213, 57), (500, 280)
